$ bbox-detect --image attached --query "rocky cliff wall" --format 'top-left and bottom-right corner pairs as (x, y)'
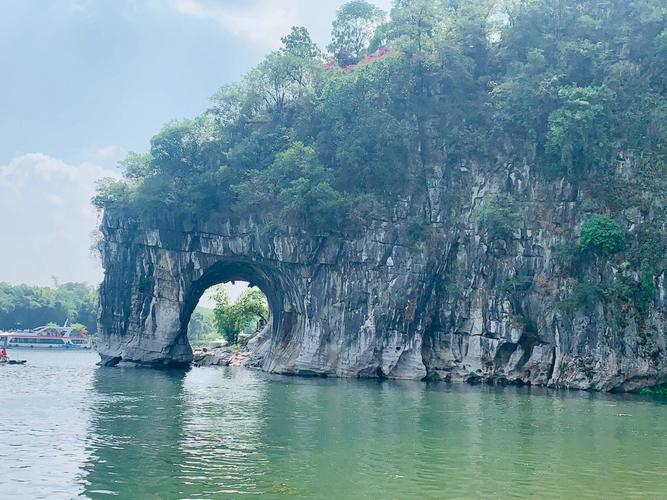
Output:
(97, 158), (667, 392)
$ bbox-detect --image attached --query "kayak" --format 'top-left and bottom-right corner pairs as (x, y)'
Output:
(9, 360), (27, 365)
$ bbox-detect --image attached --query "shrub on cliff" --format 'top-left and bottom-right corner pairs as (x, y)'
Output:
(479, 195), (518, 239)
(580, 215), (626, 256)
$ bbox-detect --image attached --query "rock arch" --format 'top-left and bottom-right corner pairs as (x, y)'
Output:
(181, 259), (285, 344)
(96, 212), (429, 378)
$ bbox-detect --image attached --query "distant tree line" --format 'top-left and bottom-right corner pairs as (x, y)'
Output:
(0, 282), (98, 333)
(187, 306), (216, 348)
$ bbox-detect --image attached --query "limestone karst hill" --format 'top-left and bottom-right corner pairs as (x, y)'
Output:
(95, 0), (667, 391)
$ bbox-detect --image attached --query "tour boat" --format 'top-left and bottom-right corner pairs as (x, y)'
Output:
(0, 324), (92, 349)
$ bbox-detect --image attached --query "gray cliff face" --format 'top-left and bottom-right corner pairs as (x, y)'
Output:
(97, 159), (667, 392)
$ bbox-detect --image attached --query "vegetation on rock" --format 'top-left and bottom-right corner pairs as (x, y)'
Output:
(479, 194), (518, 240)
(637, 385), (667, 396)
(94, 0), (667, 238)
(580, 215), (626, 256)
(94, 0), (666, 324)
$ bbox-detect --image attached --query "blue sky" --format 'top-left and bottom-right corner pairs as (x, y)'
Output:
(0, 0), (392, 288)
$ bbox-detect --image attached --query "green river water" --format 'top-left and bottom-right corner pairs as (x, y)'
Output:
(1, 349), (666, 499)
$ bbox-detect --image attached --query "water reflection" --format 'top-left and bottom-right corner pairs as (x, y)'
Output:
(2, 351), (667, 499)
(82, 367), (190, 497)
(80, 369), (667, 499)
(178, 368), (269, 497)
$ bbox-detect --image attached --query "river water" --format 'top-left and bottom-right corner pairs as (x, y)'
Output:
(1, 350), (666, 499)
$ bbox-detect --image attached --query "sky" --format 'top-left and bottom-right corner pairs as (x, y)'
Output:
(0, 0), (393, 295)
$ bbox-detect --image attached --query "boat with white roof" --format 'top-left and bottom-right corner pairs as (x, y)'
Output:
(0, 323), (92, 349)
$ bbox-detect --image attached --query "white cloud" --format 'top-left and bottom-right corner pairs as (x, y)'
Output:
(157, 0), (394, 50)
(0, 153), (118, 287)
(165, 0), (298, 49)
(82, 144), (127, 167)
(0, 153), (258, 303)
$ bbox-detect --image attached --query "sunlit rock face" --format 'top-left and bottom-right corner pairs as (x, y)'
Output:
(97, 160), (667, 392)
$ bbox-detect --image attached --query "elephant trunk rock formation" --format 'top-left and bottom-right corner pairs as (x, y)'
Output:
(97, 163), (667, 392)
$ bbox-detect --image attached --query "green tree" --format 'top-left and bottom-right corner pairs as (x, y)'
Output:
(314, 57), (413, 196)
(479, 195), (518, 239)
(281, 26), (321, 59)
(210, 83), (259, 129)
(234, 288), (269, 325)
(580, 215), (626, 256)
(149, 120), (197, 176)
(235, 142), (349, 231)
(379, 0), (443, 55)
(328, 0), (385, 66)
(638, 260), (656, 312)
(92, 178), (130, 209)
(212, 287), (234, 344)
(212, 287), (268, 346)
(547, 86), (615, 175)
(120, 152), (155, 180)
(246, 44), (320, 118)
(187, 307), (216, 348)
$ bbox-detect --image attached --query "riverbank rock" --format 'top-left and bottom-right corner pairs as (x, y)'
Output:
(192, 349), (233, 367)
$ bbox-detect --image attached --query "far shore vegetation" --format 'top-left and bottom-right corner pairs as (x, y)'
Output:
(0, 281), (97, 333)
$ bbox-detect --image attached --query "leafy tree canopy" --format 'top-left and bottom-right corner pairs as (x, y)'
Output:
(212, 287), (268, 346)
(93, 0), (667, 240)
(187, 307), (217, 348)
(327, 0), (385, 66)
(281, 26), (322, 59)
(580, 215), (626, 256)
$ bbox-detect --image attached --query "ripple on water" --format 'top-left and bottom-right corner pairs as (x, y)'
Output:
(2, 352), (667, 498)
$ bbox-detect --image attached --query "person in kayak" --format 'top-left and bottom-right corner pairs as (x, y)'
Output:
(0, 348), (7, 362)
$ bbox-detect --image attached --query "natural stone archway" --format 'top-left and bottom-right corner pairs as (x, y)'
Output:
(181, 262), (280, 359)
(97, 212), (430, 378)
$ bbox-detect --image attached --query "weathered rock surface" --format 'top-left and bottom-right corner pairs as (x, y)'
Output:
(192, 349), (233, 367)
(97, 160), (666, 392)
